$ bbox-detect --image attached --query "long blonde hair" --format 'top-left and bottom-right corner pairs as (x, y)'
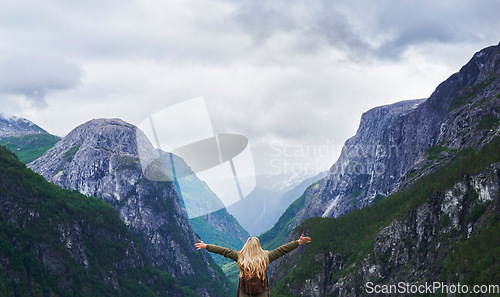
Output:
(237, 237), (269, 280)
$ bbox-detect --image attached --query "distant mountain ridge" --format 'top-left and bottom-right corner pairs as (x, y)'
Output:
(0, 114), (48, 139)
(0, 114), (59, 163)
(228, 172), (327, 236)
(28, 118), (234, 296)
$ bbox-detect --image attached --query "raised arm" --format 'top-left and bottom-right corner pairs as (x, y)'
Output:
(268, 234), (311, 262)
(194, 240), (238, 262)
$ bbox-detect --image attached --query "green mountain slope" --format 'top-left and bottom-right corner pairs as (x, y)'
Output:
(0, 134), (60, 163)
(259, 192), (308, 250)
(271, 137), (500, 296)
(0, 146), (197, 297)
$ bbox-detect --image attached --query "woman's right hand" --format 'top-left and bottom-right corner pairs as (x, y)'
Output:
(298, 234), (311, 245)
(194, 240), (207, 250)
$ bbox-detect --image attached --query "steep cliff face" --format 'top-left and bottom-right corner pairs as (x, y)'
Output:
(268, 43), (500, 296)
(303, 99), (425, 220)
(260, 100), (425, 251)
(28, 119), (233, 296)
(273, 43), (500, 236)
(0, 146), (190, 297)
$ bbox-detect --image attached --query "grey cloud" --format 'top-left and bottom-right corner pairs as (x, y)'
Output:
(369, 1), (484, 58)
(233, 1), (296, 43)
(0, 0), (244, 108)
(309, 6), (370, 58)
(228, 0), (500, 61)
(2, 0), (499, 121)
(0, 53), (82, 106)
(0, 1), (84, 105)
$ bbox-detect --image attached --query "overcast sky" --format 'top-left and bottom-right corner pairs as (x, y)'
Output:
(1, 0), (499, 176)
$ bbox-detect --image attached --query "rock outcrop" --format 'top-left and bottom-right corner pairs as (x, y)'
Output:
(29, 118), (233, 296)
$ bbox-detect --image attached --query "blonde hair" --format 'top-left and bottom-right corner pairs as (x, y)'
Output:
(237, 237), (270, 280)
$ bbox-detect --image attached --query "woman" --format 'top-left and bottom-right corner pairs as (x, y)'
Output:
(194, 234), (311, 297)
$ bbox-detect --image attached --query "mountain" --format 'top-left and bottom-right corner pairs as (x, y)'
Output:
(28, 118), (234, 296)
(161, 152), (249, 251)
(0, 114), (47, 138)
(227, 172), (326, 236)
(0, 114), (59, 163)
(263, 43), (500, 248)
(267, 43), (500, 295)
(272, 139), (500, 296)
(276, 172), (328, 217)
(260, 99), (426, 249)
(161, 152), (249, 283)
(0, 145), (198, 297)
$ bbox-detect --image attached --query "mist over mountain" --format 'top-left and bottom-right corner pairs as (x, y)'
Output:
(227, 172), (327, 236)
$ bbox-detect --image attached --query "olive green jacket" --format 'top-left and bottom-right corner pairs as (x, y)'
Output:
(206, 240), (300, 297)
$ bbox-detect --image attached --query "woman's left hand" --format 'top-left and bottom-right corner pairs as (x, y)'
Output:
(194, 240), (207, 250)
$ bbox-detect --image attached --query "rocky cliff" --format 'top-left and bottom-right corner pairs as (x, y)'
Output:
(0, 145), (193, 297)
(265, 43), (500, 242)
(260, 99), (426, 251)
(307, 98), (426, 219)
(28, 118), (234, 296)
(273, 144), (500, 296)
(268, 43), (500, 296)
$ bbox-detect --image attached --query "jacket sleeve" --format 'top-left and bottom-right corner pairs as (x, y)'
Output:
(206, 244), (239, 262)
(268, 240), (300, 262)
